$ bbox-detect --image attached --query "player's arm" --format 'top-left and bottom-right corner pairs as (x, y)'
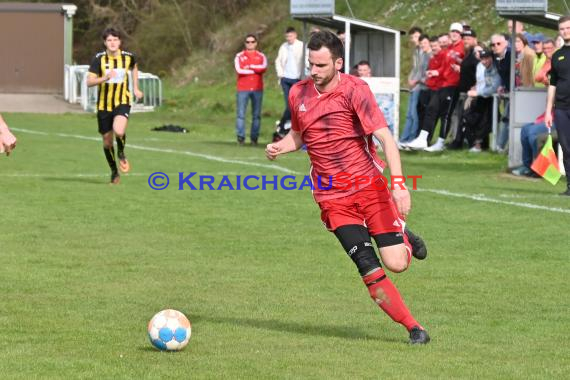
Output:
(372, 127), (411, 217)
(86, 55), (112, 87)
(545, 85), (556, 128)
(265, 129), (303, 160)
(86, 71), (113, 87)
(132, 64), (144, 101)
(0, 114), (17, 155)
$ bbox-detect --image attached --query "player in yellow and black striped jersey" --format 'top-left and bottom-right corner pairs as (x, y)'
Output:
(87, 28), (143, 184)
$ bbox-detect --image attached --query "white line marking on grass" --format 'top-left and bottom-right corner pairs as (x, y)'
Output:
(418, 188), (570, 214)
(12, 128), (300, 174)
(11, 128), (49, 136)
(19, 128), (566, 214)
(3, 173), (147, 178)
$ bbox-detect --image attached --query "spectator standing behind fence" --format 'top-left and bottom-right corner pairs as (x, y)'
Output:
(438, 33), (450, 50)
(407, 23), (464, 152)
(464, 49), (501, 152)
(514, 33), (536, 88)
(449, 29), (479, 149)
(545, 15), (570, 196)
(534, 39), (556, 87)
(275, 27), (304, 138)
(492, 33), (512, 152)
(405, 34), (434, 150)
(402, 36), (445, 150)
(234, 34), (267, 146)
(400, 27), (423, 146)
(531, 33), (546, 80)
(508, 20), (533, 48)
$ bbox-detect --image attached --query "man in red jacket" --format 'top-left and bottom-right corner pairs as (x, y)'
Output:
(234, 34), (268, 145)
(405, 36), (447, 150)
(408, 24), (465, 151)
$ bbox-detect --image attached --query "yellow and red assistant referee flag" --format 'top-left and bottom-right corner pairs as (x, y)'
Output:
(531, 134), (561, 185)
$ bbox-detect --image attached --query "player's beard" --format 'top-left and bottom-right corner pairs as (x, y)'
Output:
(312, 70), (336, 89)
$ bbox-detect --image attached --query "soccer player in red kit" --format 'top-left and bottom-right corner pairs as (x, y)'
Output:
(265, 31), (430, 344)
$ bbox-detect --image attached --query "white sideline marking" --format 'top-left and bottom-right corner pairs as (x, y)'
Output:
(3, 173), (146, 178)
(12, 128), (299, 174)
(10, 128), (570, 214)
(12, 128), (49, 136)
(418, 188), (570, 214)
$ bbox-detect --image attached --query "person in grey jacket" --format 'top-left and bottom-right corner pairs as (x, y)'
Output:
(399, 27), (423, 144)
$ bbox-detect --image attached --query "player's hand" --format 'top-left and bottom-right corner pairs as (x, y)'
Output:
(392, 188), (411, 219)
(0, 130), (17, 156)
(106, 70), (117, 81)
(265, 143), (281, 160)
(545, 112), (553, 129)
(134, 89), (144, 101)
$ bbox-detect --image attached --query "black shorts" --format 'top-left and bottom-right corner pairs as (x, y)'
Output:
(97, 105), (131, 134)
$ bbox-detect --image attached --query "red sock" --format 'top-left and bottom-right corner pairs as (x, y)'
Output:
(362, 269), (420, 331)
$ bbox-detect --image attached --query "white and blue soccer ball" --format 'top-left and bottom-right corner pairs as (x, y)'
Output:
(147, 309), (192, 351)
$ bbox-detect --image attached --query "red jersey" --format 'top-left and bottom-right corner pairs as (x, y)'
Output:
(426, 50), (446, 90)
(289, 73), (388, 202)
(234, 50), (267, 91)
(441, 40), (464, 87)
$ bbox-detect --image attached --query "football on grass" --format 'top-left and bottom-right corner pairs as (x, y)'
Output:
(147, 309), (192, 351)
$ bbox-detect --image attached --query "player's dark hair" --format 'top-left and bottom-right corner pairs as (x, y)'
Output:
(308, 31), (344, 61)
(559, 15), (570, 25)
(408, 26), (423, 35)
(429, 36), (439, 43)
(285, 26), (296, 33)
(102, 28), (121, 40)
(357, 60), (371, 68)
(419, 33), (429, 42)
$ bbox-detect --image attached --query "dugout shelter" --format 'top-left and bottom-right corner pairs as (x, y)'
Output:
(0, 2), (77, 94)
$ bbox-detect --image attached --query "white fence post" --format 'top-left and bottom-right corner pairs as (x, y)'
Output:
(64, 65), (162, 113)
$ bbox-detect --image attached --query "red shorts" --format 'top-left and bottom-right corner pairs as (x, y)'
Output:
(318, 183), (404, 236)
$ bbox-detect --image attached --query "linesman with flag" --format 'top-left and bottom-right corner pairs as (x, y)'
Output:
(545, 16), (570, 196)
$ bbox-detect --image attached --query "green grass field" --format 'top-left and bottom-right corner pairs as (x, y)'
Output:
(1, 106), (569, 379)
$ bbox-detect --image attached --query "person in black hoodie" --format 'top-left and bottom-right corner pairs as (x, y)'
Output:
(449, 28), (480, 149)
